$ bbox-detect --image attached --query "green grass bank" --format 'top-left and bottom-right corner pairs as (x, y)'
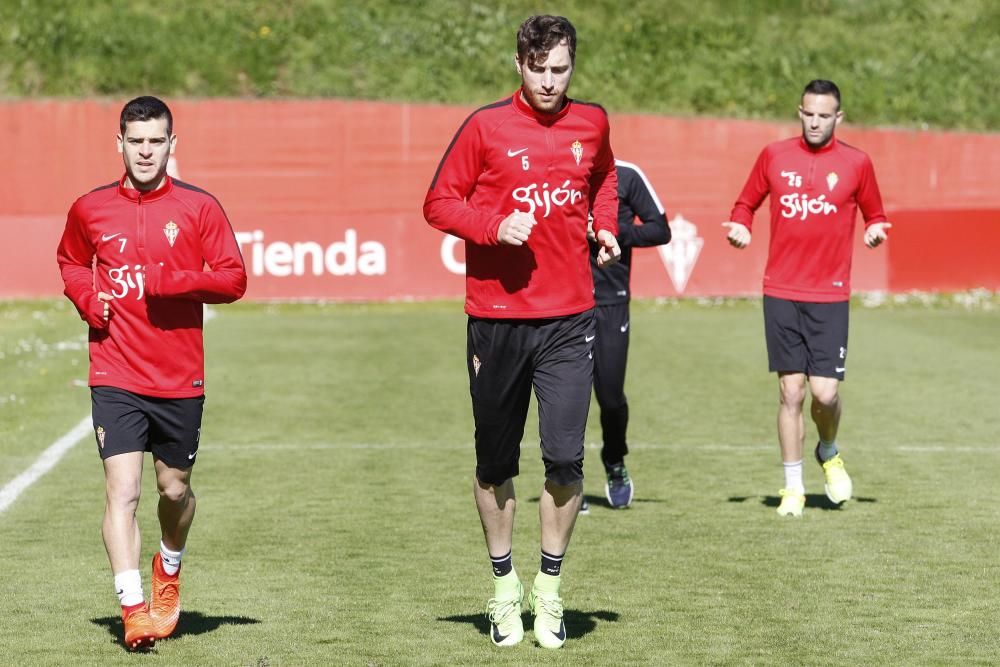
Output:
(2, 0), (998, 130)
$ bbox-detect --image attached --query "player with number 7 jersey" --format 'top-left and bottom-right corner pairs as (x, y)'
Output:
(57, 173), (247, 398)
(57, 96), (247, 651)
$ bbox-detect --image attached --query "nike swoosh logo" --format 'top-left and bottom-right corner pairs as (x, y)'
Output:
(620, 322), (629, 333)
(585, 335), (596, 342)
(553, 621), (566, 641)
(835, 367), (846, 373)
(491, 624), (509, 643)
(188, 452), (197, 460)
(101, 233), (121, 242)
(507, 148), (528, 157)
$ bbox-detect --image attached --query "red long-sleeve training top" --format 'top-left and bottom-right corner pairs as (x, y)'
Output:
(424, 91), (618, 318)
(57, 176), (247, 398)
(729, 136), (887, 302)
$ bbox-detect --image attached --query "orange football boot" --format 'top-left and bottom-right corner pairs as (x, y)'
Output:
(149, 553), (181, 639)
(122, 605), (156, 650)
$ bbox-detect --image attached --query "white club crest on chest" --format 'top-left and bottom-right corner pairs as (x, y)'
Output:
(571, 140), (583, 166)
(826, 172), (839, 191)
(164, 220), (179, 247)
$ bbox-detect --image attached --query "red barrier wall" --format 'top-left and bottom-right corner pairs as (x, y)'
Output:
(1, 99), (998, 300)
(887, 209), (1000, 292)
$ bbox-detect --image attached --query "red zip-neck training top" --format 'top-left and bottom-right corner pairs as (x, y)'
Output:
(57, 175), (247, 398)
(424, 91), (619, 319)
(729, 136), (887, 302)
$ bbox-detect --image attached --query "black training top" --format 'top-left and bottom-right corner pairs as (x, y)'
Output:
(589, 160), (671, 305)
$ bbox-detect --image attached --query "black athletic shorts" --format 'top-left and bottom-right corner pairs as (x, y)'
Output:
(91, 386), (204, 469)
(467, 309), (595, 486)
(763, 296), (849, 380)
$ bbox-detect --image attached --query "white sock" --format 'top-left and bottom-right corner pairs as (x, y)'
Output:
(817, 439), (839, 462)
(114, 569), (144, 607)
(160, 540), (184, 576)
(783, 460), (804, 493)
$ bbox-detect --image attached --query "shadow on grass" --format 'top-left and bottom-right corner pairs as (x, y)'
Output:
(439, 609), (619, 640)
(527, 494), (665, 507)
(727, 494), (878, 510)
(91, 610), (261, 646)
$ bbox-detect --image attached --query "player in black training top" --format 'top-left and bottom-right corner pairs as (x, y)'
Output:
(585, 159), (671, 510)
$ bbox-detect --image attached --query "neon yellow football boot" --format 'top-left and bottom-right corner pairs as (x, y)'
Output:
(528, 572), (566, 649)
(816, 446), (853, 504)
(486, 571), (523, 647)
(776, 487), (805, 517)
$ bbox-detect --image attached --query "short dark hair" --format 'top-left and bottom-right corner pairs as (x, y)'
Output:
(802, 79), (841, 109)
(120, 96), (173, 136)
(516, 15), (576, 67)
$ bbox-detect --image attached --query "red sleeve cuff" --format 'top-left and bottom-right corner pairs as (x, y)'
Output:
(83, 294), (107, 329)
(485, 215), (504, 245)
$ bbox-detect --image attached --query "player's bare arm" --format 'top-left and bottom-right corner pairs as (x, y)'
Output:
(722, 221), (751, 249)
(864, 222), (892, 249)
(497, 211), (536, 246)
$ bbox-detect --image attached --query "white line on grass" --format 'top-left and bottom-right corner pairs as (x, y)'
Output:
(6, 435), (979, 513)
(200, 442), (771, 452)
(201, 442), (1000, 453)
(0, 306), (219, 515)
(0, 415), (92, 514)
(895, 445), (1000, 453)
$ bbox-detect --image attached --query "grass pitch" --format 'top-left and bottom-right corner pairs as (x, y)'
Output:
(1, 296), (999, 665)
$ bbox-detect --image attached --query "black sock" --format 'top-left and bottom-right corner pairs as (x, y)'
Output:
(490, 550), (513, 577)
(540, 550), (564, 577)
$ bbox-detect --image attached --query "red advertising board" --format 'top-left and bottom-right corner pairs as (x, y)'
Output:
(887, 209), (1000, 292)
(1, 99), (998, 300)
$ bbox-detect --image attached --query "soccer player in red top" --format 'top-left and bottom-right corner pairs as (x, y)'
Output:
(57, 96), (247, 649)
(723, 80), (891, 518)
(424, 15), (620, 649)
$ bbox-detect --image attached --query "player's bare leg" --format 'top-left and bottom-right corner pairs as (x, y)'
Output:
(103, 452), (144, 574)
(155, 460), (196, 551)
(776, 372), (807, 516)
(809, 376), (852, 503)
(809, 376), (841, 443)
(529, 479), (581, 648)
(475, 476), (515, 557)
(538, 480), (581, 556)
(777, 372), (807, 466)
(149, 459), (195, 639)
(475, 477), (523, 646)
(103, 452), (155, 649)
